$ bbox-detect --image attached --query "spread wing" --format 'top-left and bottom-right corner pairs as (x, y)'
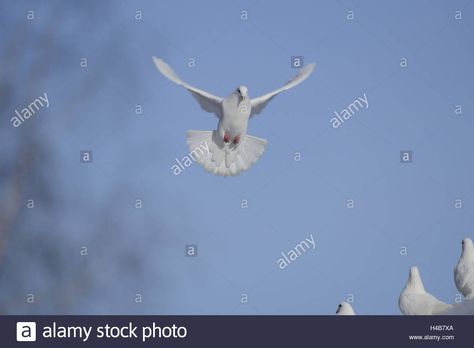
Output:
(250, 63), (315, 118)
(152, 57), (223, 118)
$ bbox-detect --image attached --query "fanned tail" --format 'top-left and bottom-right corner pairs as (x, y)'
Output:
(186, 130), (267, 176)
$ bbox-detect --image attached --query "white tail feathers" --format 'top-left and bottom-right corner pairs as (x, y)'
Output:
(186, 130), (267, 176)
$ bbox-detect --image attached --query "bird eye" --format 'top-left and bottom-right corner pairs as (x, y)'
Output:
(338, 304), (342, 308)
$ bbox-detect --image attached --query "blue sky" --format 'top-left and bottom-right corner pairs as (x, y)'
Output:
(1, 0), (474, 314)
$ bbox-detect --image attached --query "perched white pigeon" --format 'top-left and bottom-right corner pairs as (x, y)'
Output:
(335, 302), (355, 315)
(454, 237), (474, 299)
(153, 57), (315, 176)
(399, 266), (452, 315)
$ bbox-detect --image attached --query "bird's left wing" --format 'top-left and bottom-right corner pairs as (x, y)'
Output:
(153, 57), (223, 118)
(250, 63), (315, 118)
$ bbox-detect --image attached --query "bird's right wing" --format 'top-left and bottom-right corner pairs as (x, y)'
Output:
(153, 57), (223, 118)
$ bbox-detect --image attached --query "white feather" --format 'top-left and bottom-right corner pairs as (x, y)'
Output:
(187, 130), (267, 176)
(250, 63), (316, 117)
(152, 57), (223, 117)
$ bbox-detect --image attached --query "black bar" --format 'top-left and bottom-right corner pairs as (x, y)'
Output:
(1, 315), (471, 347)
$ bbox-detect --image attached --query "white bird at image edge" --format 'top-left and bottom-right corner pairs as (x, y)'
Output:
(454, 237), (474, 300)
(153, 57), (315, 176)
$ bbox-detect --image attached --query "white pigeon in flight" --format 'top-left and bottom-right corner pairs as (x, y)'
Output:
(153, 57), (315, 176)
(454, 237), (474, 299)
(399, 266), (452, 315)
(335, 302), (355, 315)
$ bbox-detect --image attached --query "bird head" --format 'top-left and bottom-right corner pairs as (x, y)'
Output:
(336, 302), (355, 315)
(237, 85), (248, 101)
(409, 266), (420, 278)
(461, 237), (473, 254)
(407, 266), (425, 292)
